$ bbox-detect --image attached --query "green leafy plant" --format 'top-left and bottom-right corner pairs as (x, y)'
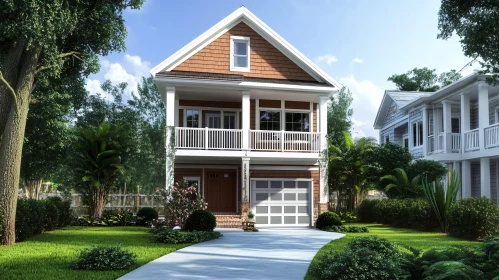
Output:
(136, 207), (158, 226)
(151, 228), (222, 244)
(247, 211), (255, 219)
(42, 200), (59, 231)
(102, 209), (136, 226)
(337, 211), (357, 223)
(373, 198), (438, 229)
(315, 211), (342, 230)
(382, 168), (422, 198)
(70, 246), (136, 271)
(423, 261), (484, 280)
(447, 197), (499, 240)
(47, 197), (73, 227)
(422, 170), (460, 232)
(323, 225), (369, 233)
(183, 210), (216, 232)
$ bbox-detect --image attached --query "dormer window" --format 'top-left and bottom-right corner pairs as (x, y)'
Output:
(230, 36), (250, 72)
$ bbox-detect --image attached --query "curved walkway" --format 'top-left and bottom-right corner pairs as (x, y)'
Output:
(119, 227), (344, 280)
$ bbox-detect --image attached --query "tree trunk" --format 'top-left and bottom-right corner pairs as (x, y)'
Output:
(93, 188), (107, 219)
(0, 46), (41, 245)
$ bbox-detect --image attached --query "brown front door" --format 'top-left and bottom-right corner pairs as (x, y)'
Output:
(204, 169), (236, 212)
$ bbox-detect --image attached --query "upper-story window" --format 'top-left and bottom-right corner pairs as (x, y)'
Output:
(412, 121), (423, 147)
(186, 109), (199, 128)
(230, 36), (250, 72)
(260, 111), (280, 130)
(285, 112), (309, 132)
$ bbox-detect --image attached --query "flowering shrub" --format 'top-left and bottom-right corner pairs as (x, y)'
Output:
(147, 219), (169, 233)
(156, 179), (208, 228)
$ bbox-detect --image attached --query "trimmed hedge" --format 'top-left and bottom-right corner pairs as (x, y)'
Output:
(357, 199), (379, 223)
(16, 197), (73, 242)
(373, 198), (439, 229)
(151, 228), (222, 244)
(315, 212), (342, 230)
(447, 197), (499, 240)
(184, 210), (216, 232)
(323, 225), (369, 233)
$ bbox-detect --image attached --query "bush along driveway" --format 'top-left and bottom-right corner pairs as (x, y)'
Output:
(119, 228), (344, 280)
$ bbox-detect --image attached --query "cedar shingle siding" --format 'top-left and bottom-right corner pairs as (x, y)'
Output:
(173, 22), (316, 82)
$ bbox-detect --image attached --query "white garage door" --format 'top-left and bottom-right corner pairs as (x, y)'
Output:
(251, 179), (312, 227)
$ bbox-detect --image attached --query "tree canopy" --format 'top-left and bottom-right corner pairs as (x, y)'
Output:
(327, 87), (353, 147)
(388, 67), (462, 92)
(438, 0), (499, 84)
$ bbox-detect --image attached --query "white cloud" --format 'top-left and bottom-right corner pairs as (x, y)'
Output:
(85, 54), (152, 102)
(339, 76), (384, 140)
(352, 58), (364, 64)
(315, 54), (338, 65)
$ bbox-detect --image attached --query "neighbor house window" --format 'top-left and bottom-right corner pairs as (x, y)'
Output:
(385, 135), (390, 143)
(260, 111), (280, 130)
(186, 110), (199, 128)
(285, 112), (310, 132)
(412, 121), (424, 147)
(230, 36), (250, 72)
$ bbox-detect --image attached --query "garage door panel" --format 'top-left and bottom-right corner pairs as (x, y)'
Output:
(251, 179), (312, 227)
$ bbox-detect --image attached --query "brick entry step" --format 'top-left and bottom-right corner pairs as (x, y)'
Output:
(214, 213), (243, 228)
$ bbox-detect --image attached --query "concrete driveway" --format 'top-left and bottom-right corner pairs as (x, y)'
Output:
(119, 228), (344, 280)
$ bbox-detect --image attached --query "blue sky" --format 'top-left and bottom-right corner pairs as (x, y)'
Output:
(86, 0), (475, 139)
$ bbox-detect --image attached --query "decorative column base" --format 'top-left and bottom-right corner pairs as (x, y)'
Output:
(240, 202), (250, 220)
(319, 203), (328, 215)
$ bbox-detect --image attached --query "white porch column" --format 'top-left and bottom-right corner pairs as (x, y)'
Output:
(242, 91), (251, 150)
(442, 101), (452, 153)
(453, 161), (462, 199)
(319, 95), (329, 151)
(461, 92), (470, 153)
(422, 106), (428, 156)
(462, 160), (472, 198)
(241, 157), (250, 217)
(478, 81), (489, 151)
(433, 107), (439, 152)
(480, 157), (491, 198)
(165, 86), (176, 188)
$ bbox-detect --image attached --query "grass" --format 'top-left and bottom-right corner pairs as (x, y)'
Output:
(0, 226), (189, 280)
(305, 223), (481, 280)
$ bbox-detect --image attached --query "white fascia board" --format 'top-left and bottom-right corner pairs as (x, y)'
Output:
(379, 116), (408, 131)
(373, 92), (392, 129)
(155, 76), (337, 93)
(150, 7), (341, 89)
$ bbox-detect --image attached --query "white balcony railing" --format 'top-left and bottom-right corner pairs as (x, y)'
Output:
(250, 130), (321, 152)
(175, 127), (321, 153)
(427, 135), (435, 154)
(464, 129), (480, 152)
(447, 133), (461, 153)
(485, 124), (499, 149)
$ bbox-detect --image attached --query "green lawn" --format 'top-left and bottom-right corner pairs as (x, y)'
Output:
(0, 226), (189, 280)
(305, 223), (481, 280)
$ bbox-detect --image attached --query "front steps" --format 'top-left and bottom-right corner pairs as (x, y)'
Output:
(214, 213), (243, 228)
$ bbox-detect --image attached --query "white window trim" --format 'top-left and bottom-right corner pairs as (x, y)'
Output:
(181, 107), (241, 128)
(412, 121), (424, 148)
(230, 36), (250, 72)
(183, 176), (201, 193)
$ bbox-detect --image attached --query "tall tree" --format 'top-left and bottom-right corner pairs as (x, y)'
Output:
(327, 87), (353, 147)
(388, 67), (462, 92)
(0, 0), (143, 245)
(438, 0), (499, 84)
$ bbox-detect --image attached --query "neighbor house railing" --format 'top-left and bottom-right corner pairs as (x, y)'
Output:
(464, 128), (480, 152)
(485, 123), (499, 149)
(447, 133), (461, 153)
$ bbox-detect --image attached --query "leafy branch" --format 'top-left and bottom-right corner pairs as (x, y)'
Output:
(0, 71), (19, 114)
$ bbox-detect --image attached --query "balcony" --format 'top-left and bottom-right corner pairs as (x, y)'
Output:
(464, 129), (480, 152)
(174, 127), (321, 153)
(485, 123), (499, 149)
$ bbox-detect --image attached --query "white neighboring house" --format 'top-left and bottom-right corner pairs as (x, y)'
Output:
(150, 7), (340, 227)
(374, 73), (499, 203)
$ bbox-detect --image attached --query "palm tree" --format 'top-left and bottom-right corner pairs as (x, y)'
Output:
(73, 121), (124, 218)
(381, 168), (422, 198)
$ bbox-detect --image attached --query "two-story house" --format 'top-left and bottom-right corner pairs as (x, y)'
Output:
(150, 7), (340, 227)
(374, 74), (499, 204)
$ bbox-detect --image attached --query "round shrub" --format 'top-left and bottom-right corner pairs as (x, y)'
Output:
(447, 197), (499, 240)
(136, 207), (158, 226)
(423, 261), (484, 280)
(315, 211), (342, 230)
(70, 246), (136, 271)
(43, 200), (59, 231)
(421, 247), (467, 269)
(184, 210), (216, 232)
(357, 199), (379, 223)
(347, 236), (401, 257)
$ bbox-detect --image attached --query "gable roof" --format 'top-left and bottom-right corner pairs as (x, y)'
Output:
(150, 6), (341, 89)
(373, 90), (432, 129)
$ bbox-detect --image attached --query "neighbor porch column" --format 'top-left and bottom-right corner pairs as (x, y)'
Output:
(453, 161), (462, 199)
(478, 81), (489, 151)
(462, 160), (472, 198)
(442, 101), (452, 153)
(480, 157), (491, 198)
(461, 92), (470, 153)
(422, 106), (428, 156)
(242, 90), (251, 150)
(433, 107), (439, 152)
(241, 157), (250, 218)
(165, 86), (175, 189)
(319, 95), (329, 151)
